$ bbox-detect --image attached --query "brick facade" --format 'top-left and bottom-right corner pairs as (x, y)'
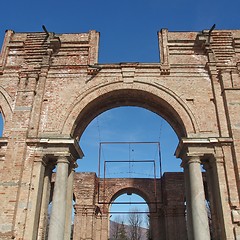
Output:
(0, 28), (239, 239)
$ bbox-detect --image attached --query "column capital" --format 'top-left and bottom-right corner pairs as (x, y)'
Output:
(48, 152), (69, 240)
(32, 154), (48, 165)
(56, 155), (70, 164)
(47, 153), (78, 167)
(181, 155), (201, 168)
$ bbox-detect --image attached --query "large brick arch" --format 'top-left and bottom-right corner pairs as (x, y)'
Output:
(61, 81), (198, 139)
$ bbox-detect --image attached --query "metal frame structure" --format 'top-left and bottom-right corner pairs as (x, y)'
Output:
(97, 142), (163, 213)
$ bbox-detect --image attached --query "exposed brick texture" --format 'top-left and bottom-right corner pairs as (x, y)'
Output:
(0, 28), (239, 239)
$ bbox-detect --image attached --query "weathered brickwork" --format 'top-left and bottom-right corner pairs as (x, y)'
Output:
(73, 172), (186, 240)
(0, 28), (239, 239)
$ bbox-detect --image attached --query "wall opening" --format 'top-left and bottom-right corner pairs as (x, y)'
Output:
(78, 106), (181, 174)
(110, 193), (149, 240)
(74, 106), (184, 239)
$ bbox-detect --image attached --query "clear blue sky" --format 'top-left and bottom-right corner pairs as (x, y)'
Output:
(0, 0), (240, 63)
(79, 107), (181, 174)
(0, 0), (239, 222)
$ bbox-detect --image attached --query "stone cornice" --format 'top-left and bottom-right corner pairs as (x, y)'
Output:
(26, 137), (84, 160)
(175, 137), (233, 159)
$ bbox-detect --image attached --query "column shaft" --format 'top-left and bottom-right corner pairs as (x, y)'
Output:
(48, 157), (69, 240)
(188, 157), (210, 240)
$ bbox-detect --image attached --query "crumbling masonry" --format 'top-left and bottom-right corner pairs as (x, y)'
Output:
(0, 28), (240, 239)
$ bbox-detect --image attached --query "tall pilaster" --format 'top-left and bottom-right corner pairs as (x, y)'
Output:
(72, 204), (82, 240)
(37, 162), (54, 240)
(210, 153), (234, 239)
(48, 156), (69, 240)
(24, 155), (47, 240)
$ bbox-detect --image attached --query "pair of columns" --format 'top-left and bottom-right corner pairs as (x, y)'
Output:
(47, 155), (210, 240)
(47, 156), (75, 240)
(183, 156), (211, 240)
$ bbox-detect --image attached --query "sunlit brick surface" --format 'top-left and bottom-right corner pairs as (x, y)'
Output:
(0, 29), (239, 239)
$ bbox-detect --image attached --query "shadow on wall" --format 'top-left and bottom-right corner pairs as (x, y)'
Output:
(0, 112), (3, 137)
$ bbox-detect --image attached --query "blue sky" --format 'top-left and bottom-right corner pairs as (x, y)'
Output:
(1, 0), (239, 223)
(0, 0), (240, 63)
(79, 107), (181, 174)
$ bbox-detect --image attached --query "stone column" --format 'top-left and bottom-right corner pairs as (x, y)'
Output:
(186, 156), (210, 240)
(48, 156), (69, 240)
(64, 166), (75, 240)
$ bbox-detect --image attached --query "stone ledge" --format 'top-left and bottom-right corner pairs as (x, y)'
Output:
(26, 137), (84, 159)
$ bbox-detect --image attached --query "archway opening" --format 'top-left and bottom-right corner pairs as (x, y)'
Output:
(71, 106), (185, 239)
(110, 193), (149, 240)
(78, 106), (182, 174)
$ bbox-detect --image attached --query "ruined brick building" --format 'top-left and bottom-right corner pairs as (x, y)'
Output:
(0, 28), (239, 239)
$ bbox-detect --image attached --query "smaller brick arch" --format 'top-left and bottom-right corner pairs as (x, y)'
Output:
(101, 178), (160, 213)
(109, 187), (150, 204)
(108, 187), (151, 217)
(73, 172), (187, 239)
